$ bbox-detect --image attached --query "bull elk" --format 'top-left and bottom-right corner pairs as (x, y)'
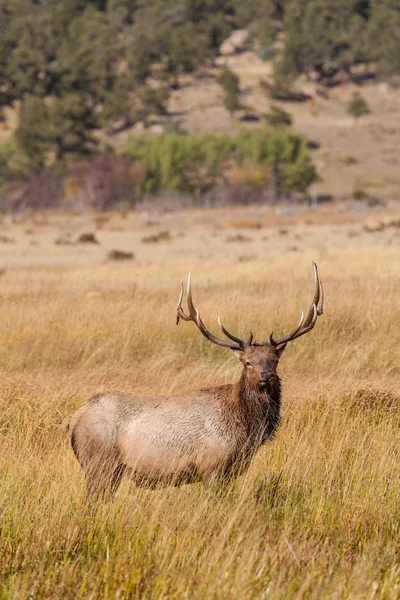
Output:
(70, 263), (324, 496)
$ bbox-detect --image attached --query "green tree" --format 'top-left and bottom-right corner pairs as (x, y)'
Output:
(248, 0), (285, 48)
(260, 62), (296, 100)
(284, 140), (317, 192)
(126, 32), (154, 85)
(56, 7), (118, 103)
(368, 0), (400, 76)
(218, 68), (240, 96)
(107, 0), (137, 27)
(140, 87), (170, 119)
(348, 91), (371, 122)
(102, 76), (135, 128)
(223, 91), (241, 118)
(124, 129), (316, 198)
(182, 0), (233, 51)
(282, 0), (369, 81)
(218, 67), (241, 118)
(15, 97), (51, 169)
(3, 7), (58, 102)
(50, 94), (98, 159)
(162, 22), (208, 80)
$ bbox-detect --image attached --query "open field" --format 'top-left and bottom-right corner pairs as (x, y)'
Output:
(1, 204), (400, 599)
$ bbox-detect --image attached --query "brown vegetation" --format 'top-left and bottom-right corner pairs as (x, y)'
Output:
(226, 234), (252, 243)
(77, 232), (99, 244)
(141, 230), (171, 243)
(107, 249), (135, 261)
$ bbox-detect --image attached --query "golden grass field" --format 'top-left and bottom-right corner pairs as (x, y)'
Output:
(1, 203), (400, 599)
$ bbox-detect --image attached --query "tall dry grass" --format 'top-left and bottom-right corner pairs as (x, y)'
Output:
(1, 249), (399, 599)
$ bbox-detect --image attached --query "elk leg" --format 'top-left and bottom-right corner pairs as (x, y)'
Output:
(85, 456), (124, 499)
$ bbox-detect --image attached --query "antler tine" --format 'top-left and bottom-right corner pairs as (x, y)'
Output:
(176, 273), (245, 350)
(317, 280), (324, 316)
(296, 304), (318, 337)
(176, 283), (184, 325)
(269, 311), (304, 347)
(303, 262), (321, 327)
(195, 307), (244, 350)
(176, 275), (195, 325)
(218, 316), (253, 349)
(186, 271), (197, 320)
(270, 263), (323, 348)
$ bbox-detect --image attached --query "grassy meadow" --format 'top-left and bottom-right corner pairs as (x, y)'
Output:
(0, 204), (400, 599)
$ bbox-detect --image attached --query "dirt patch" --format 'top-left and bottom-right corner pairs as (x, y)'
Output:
(237, 254), (257, 262)
(77, 232), (99, 244)
(141, 230), (171, 243)
(228, 219), (263, 230)
(226, 234), (252, 243)
(54, 236), (73, 245)
(363, 218), (400, 233)
(107, 249), (135, 261)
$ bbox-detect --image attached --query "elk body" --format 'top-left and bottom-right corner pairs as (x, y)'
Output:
(70, 264), (324, 496)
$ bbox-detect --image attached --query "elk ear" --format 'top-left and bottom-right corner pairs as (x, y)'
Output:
(231, 349), (244, 361)
(276, 343), (287, 358)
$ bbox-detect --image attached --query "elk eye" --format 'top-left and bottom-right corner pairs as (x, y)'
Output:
(245, 361), (252, 367)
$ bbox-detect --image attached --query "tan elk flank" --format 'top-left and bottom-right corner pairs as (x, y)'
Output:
(69, 264), (324, 496)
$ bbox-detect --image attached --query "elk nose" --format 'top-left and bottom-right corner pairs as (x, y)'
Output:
(261, 371), (274, 381)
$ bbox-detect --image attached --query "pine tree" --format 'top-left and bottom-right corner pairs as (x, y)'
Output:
(368, 0), (400, 76)
(56, 7), (117, 103)
(282, 0), (369, 81)
(15, 97), (52, 169)
(50, 95), (98, 159)
(223, 91), (241, 118)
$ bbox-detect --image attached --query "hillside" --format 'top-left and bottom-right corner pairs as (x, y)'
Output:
(161, 53), (400, 201)
(1, 0), (400, 206)
(2, 48), (400, 203)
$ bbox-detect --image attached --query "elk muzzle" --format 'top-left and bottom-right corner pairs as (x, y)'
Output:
(260, 371), (275, 382)
(258, 371), (277, 392)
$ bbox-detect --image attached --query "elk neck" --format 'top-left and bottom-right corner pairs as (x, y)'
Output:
(232, 367), (282, 444)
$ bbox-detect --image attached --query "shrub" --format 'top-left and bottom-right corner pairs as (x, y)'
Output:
(1, 130), (317, 211)
(140, 87), (170, 118)
(223, 91), (241, 116)
(264, 105), (293, 128)
(260, 62), (297, 101)
(218, 68), (241, 117)
(1, 170), (63, 212)
(348, 92), (371, 121)
(66, 155), (140, 209)
(217, 68), (240, 97)
(124, 129), (316, 199)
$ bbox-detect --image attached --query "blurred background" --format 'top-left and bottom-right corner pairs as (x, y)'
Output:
(0, 0), (399, 214)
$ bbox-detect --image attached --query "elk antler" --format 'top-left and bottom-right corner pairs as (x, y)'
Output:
(176, 272), (253, 351)
(269, 262), (324, 348)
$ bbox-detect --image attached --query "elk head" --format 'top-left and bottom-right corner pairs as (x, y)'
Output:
(176, 263), (324, 391)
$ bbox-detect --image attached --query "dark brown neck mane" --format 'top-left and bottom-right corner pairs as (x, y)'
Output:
(235, 368), (282, 446)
